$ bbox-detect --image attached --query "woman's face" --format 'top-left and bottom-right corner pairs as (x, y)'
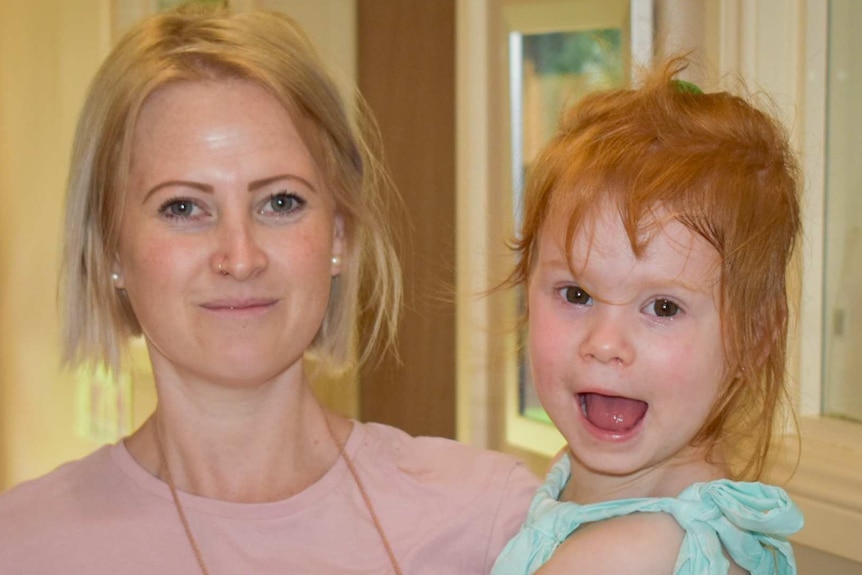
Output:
(115, 79), (343, 387)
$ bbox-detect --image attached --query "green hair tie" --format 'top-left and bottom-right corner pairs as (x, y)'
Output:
(673, 79), (704, 95)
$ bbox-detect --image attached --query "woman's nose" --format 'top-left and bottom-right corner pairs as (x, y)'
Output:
(578, 307), (634, 366)
(211, 215), (268, 280)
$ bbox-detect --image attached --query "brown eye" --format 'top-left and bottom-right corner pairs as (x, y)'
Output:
(562, 286), (592, 305)
(652, 298), (680, 317)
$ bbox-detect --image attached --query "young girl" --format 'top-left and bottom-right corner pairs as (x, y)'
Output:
(492, 59), (804, 575)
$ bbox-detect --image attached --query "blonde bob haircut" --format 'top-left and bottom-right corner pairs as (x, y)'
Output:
(62, 6), (401, 376)
(511, 58), (801, 480)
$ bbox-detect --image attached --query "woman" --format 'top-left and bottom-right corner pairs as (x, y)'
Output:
(0, 7), (538, 574)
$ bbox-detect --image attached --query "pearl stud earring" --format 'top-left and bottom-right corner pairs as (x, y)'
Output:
(331, 255), (342, 266)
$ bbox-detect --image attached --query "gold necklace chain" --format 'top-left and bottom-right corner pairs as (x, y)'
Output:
(153, 420), (404, 575)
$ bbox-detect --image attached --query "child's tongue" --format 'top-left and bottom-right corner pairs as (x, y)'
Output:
(581, 393), (647, 432)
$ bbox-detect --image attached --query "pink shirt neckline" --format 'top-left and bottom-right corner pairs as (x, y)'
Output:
(109, 420), (366, 520)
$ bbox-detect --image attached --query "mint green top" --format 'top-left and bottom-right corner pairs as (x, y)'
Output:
(492, 453), (803, 575)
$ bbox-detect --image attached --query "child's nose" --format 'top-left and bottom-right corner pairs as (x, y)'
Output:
(578, 308), (634, 365)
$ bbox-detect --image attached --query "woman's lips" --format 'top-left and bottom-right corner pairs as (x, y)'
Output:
(200, 298), (279, 315)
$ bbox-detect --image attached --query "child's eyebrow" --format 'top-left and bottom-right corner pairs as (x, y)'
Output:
(639, 276), (717, 295)
(539, 257), (572, 270)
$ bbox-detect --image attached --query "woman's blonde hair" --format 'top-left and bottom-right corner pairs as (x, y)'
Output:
(61, 6), (401, 376)
(511, 58), (801, 480)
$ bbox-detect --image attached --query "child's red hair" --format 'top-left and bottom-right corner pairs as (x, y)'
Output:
(513, 57), (801, 480)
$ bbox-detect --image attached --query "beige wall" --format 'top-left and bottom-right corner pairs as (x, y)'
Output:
(0, 0), (110, 489)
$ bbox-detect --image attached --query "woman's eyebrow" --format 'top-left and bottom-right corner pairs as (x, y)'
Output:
(142, 174), (317, 203)
(248, 174), (317, 193)
(143, 180), (211, 202)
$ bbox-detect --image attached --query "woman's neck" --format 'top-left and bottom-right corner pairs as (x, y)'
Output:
(124, 363), (352, 503)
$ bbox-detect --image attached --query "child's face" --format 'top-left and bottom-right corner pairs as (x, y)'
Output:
(528, 205), (726, 486)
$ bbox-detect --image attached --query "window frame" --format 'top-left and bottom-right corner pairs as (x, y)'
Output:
(781, 0), (862, 562)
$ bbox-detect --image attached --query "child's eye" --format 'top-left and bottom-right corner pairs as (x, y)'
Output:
(261, 192), (305, 216)
(560, 286), (592, 306)
(158, 197), (203, 220)
(648, 298), (681, 318)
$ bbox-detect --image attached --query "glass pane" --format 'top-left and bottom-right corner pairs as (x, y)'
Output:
(511, 29), (623, 424)
(822, 0), (862, 422)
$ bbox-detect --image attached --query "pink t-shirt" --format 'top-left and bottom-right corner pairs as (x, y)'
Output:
(0, 421), (539, 574)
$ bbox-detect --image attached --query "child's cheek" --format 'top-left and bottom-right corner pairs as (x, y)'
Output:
(528, 304), (569, 393)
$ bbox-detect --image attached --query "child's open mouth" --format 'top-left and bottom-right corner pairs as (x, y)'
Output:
(578, 392), (648, 434)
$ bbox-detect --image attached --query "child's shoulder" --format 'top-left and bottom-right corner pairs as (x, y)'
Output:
(535, 509), (750, 575)
(535, 511), (684, 575)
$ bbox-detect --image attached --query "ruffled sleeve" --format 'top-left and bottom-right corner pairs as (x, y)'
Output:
(491, 454), (803, 575)
(672, 480), (803, 575)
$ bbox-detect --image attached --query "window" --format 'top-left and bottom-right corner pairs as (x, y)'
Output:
(820, 0), (862, 424)
(499, 0), (652, 457)
(788, 0), (862, 563)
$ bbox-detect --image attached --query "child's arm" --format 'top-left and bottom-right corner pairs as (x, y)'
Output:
(534, 513), (683, 575)
(534, 512), (749, 575)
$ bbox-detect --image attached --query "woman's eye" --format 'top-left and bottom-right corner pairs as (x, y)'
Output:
(159, 198), (200, 219)
(650, 298), (681, 318)
(561, 286), (592, 306)
(264, 192), (305, 215)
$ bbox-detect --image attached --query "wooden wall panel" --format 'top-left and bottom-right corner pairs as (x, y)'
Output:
(357, 0), (457, 438)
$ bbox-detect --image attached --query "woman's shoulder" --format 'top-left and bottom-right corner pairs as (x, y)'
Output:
(0, 445), (120, 551)
(0, 444), (116, 512)
(355, 422), (540, 572)
(359, 421), (539, 484)
(355, 421), (539, 521)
